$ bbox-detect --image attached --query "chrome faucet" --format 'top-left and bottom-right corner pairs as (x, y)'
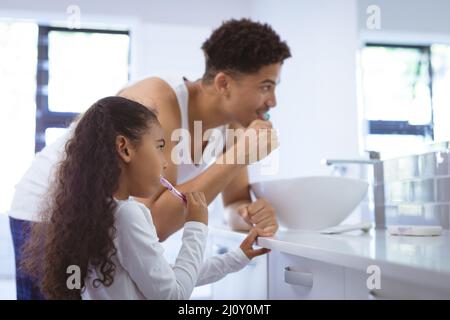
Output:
(322, 152), (385, 229)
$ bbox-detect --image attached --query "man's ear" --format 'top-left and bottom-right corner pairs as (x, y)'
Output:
(213, 72), (231, 96)
(116, 135), (132, 163)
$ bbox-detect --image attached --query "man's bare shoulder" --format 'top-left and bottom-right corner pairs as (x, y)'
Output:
(118, 77), (180, 126)
(118, 77), (178, 108)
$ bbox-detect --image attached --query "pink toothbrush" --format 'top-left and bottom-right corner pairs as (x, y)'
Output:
(160, 176), (187, 205)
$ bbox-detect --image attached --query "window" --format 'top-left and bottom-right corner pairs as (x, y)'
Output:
(432, 44), (450, 142)
(0, 22), (130, 214)
(360, 43), (450, 157)
(35, 26), (130, 152)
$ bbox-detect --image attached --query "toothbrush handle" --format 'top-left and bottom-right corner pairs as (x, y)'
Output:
(177, 191), (187, 204)
(172, 188), (187, 204)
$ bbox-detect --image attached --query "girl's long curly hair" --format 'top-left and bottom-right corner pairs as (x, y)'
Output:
(21, 96), (158, 299)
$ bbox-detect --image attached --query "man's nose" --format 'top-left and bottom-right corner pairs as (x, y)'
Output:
(267, 93), (277, 108)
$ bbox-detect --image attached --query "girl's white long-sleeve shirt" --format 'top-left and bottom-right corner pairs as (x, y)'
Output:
(81, 198), (250, 300)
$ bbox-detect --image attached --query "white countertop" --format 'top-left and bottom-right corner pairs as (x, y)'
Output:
(209, 224), (450, 292)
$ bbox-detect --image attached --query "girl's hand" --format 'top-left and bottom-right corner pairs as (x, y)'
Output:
(240, 228), (271, 260)
(185, 192), (208, 225)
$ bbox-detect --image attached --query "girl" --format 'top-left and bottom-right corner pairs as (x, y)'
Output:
(22, 96), (270, 300)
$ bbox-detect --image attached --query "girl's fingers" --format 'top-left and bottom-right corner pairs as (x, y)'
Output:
(199, 192), (207, 204)
(187, 192), (199, 205)
(249, 248), (271, 258)
(194, 192), (202, 203)
(197, 192), (205, 203)
(185, 192), (208, 206)
(242, 228), (269, 247)
(241, 228), (272, 259)
(241, 228), (259, 247)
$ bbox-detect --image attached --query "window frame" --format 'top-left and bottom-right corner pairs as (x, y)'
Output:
(35, 25), (130, 152)
(363, 43), (435, 140)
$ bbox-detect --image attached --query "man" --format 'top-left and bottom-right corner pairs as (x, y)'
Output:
(9, 18), (291, 299)
(119, 18), (291, 241)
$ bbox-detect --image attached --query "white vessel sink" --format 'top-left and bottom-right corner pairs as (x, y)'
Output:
(251, 176), (369, 231)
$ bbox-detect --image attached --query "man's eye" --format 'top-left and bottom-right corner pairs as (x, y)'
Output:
(261, 86), (271, 92)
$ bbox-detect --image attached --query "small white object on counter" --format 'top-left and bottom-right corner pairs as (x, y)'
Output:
(319, 221), (372, 234)
(387, 225), (442, 236)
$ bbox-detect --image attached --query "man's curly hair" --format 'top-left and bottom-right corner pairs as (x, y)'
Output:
(201, 18), (291, 82)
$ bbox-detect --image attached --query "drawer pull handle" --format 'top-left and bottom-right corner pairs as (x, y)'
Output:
(284, 267), (313, 288)
(368, 290), (390, 300)
(369, 290), (394, 300)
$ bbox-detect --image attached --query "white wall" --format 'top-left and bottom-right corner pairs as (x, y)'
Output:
(357, 0), (450, 46)
(130, 23), (211, 82)
(248, 0), (361, 181)
(358, 0), (450, 37)
(0, 0), (251, 27)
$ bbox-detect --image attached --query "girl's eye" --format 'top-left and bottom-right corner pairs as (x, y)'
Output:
(157, 139), (166, 150)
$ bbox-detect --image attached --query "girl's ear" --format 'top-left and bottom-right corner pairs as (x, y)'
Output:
(116, 135), (132, 163)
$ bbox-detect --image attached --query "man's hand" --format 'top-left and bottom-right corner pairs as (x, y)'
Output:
(229, 119), (279, 165)
(237, 198), (279, 236)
